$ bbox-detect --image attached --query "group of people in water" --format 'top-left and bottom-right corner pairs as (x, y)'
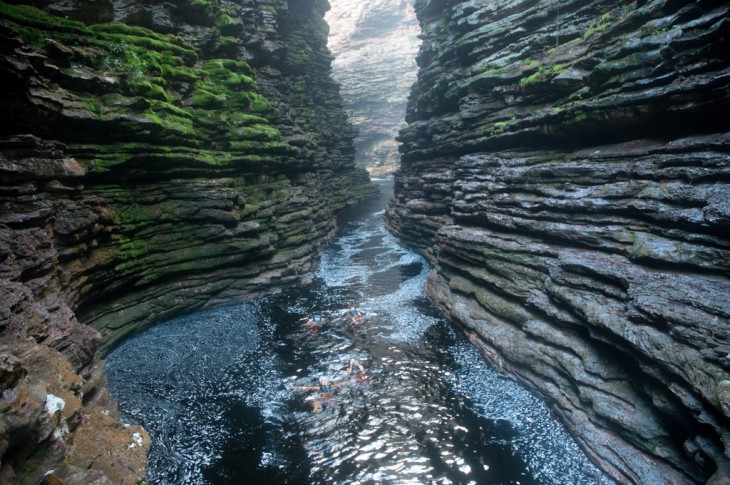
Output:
(291, 305), (369, 412)
(300, 305), (365, 330)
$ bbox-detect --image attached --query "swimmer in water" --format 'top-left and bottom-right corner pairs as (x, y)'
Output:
(347, 358), (368, 382)
(301, 313), (326, 331)
(292, 376), (342, 412)
(343, 305), (365, 325)
(347, 358), (365, 374)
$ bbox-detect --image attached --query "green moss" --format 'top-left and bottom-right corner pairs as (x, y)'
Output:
(0, 3), (84, 31)
(547, 37), (583, 57)
(114, 204), (152, 225)
(286, 35), (313, 66)
(115, 233), (150, 263)
(215, 13), (241, 30)
(490, 118), (517, 136)
(154, 112), (194, 135)
(159, 64), (197, 82)
(652, 27), (670, 36)
(572, 110), (589, 122)
(150, 100), (192, 120)
(6, 24), (44, 47)
(89, 22), (189, 50)
(189, 89), (226, 108)
(91, 31), (197, 63)
(0, 4), (84, 47)
(203, 58), (252, 76)
(550, 63), (567, 74)
(136, 109), (194, 136)
(83, 96), (104, 119)
(582, 12), (612, 40)
(227, 113), (268, 126)
(247, 92), (270, 113)
(479, 62), (512, 76)
(518, 63), (569, 88)
(519, 66), (546, 87)
(217, 35), (237, 47)
(129, 80), (171, 102)
(222, 72), (254, 88)
(0, 0), (292, 172)
(226, 140), (290, 152)
(236, 124), (281, 141)
(143, 51), (185, 72)
(91, 159), (112, 173)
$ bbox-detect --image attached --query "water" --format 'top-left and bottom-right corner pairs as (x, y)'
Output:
(106, 180), (611, 484)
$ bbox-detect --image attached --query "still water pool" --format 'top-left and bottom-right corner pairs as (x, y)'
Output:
(106, 180), (611, 484)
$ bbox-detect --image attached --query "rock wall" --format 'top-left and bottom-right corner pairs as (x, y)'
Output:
(325, 0), (419, 176)
(387, 0), (730, 483)
(0, 0), (374, 482)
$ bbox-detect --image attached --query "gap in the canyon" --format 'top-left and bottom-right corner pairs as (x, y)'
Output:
(325, 0), (420, 178)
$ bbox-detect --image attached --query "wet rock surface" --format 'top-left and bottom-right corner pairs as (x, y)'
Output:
(0, 0), (375, 482)
(387, 0), (730, 483)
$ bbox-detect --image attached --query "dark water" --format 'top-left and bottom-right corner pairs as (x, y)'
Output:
(106, 180), (611, 484)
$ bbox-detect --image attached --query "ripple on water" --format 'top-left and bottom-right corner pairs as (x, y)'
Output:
(105, 305), (300, 483)
(446, 335), (613, 485)
(106, 181), (611, 484)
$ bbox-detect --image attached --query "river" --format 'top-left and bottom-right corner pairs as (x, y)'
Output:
(105, 180), (611, 484)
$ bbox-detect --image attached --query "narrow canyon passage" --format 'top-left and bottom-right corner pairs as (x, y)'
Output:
(1, 0), (727, 483)
(106, 181), (611, 484)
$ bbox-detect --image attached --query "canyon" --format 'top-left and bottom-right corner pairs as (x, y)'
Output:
(0, 0), (373, 482)
(386, 0), (730, 483)
(0, 0), (728, 483)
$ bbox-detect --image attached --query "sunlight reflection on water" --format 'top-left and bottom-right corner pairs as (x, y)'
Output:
(106, 181), (611, 484)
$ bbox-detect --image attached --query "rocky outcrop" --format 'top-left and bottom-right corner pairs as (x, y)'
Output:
(0, 0), (374, 482)
(387, 0), (730, 483)
(326, 0), (419, 177)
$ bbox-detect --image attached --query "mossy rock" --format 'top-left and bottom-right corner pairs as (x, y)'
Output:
(187, 89), (227, 108)
(128, 81), (171, 102)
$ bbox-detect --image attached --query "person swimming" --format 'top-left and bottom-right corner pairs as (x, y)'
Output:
(347, 358), (368, 382)
(301, 313), (326, 330)
(317, 376), (331, 393)
(343, 305), (365, 325)
(347, 358), (365, 375)
(292, 376), (341, 412)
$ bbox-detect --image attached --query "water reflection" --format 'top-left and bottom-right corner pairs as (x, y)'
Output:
(106, 181), (610, 484)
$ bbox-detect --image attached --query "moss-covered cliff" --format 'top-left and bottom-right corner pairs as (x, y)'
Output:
(0, 0), (374, 482)
(388, 0), (730, 483)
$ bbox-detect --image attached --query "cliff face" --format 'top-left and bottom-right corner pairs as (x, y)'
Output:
(0, 0), (374, 482)
(387, 0), (730, 483)
(325, 0), (419, 176)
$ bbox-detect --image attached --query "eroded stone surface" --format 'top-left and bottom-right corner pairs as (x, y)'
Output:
(388, 0), (730, 483)
(0, 0), (375, 482)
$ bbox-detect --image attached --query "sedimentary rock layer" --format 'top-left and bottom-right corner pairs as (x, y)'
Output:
(387, 0), (730, 483)
(0, 0), (374, 482)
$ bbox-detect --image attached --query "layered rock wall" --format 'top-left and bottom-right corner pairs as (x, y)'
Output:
(0, 0), (374, 482)
(387, 0), (730, 483)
